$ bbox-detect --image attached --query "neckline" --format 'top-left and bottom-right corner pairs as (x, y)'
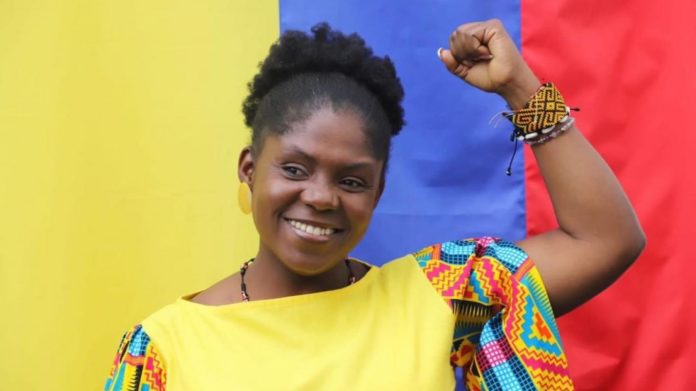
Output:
(178, 262), (379, 311)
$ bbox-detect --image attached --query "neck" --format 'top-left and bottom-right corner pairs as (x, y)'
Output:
(243, 247), (353, 300)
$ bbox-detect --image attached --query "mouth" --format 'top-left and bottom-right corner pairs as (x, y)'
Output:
(284, 218), (343, 242)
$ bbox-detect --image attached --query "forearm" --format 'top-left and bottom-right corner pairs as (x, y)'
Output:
(501, 71), (644, 252)
(502, 73), (645, 314)
(524, 124), (645, 314)
(531, 127), (643, 248)
(441, 19), (646, 314)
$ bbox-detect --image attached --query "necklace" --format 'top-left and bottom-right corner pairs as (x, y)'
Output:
(239, 258), (356, 302)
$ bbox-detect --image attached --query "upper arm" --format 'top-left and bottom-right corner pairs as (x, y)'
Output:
(413, 238), (573, 389)
(104, 324), (167, 391)
(518, 227), (645, 316)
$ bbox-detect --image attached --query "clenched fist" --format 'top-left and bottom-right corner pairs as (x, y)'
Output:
(438, 19), (541, 109)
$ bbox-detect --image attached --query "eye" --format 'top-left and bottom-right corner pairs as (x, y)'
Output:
(281, 165), (307, 179)
(340, 178), (368, 191)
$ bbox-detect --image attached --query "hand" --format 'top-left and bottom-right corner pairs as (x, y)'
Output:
(438, 19), (541, 109)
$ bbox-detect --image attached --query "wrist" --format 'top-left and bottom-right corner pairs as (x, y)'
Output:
(498, 69), (541, 110)
(503, 82), (574, 146)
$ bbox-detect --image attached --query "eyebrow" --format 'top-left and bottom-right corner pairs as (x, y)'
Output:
(284, 145), (315, 162)
(283, 145), (377, 170)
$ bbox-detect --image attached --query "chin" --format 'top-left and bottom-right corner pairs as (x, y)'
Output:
(280, 250), (345, 277)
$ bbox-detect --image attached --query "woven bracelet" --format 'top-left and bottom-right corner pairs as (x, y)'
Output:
(502, 83), (577, 174)
(503, 82), (575, 144)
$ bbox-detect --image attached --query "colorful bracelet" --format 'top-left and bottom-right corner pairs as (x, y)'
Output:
(502, 82), (577, 175)
(503, 82), (575, 144)
(527, 117), (575, 146)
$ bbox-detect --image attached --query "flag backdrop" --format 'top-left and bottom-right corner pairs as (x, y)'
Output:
(1, 0), (694, 389)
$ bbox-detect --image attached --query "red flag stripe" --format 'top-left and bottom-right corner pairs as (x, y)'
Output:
(522, 0), (696, 389)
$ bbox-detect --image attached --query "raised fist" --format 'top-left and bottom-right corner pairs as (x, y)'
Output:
(438, 19), (540, 108)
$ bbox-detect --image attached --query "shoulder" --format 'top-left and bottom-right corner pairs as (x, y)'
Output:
(115, 324), (152, 355)
(188, 273), (239, 305)
(405, 237), (537, 308)
(105, 324), (166, 391)
(412, 237), (531, 274)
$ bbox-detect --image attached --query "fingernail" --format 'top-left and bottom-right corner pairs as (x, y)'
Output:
(437, 47), (443, 60)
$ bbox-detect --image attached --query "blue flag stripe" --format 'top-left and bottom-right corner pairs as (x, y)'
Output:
(279, 0), (525, 264)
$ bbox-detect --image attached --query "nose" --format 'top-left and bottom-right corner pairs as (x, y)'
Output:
(300, 179), (339, 211)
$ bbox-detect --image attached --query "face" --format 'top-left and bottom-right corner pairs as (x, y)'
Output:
(239, 107), (385, 276)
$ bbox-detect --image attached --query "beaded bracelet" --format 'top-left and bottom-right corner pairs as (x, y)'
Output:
(527, 117), (575, 146)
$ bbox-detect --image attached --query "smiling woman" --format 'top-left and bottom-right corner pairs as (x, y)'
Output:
(104, 20), (644, 391)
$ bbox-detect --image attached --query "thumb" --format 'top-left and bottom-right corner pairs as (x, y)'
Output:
(437, 48), (471, 78)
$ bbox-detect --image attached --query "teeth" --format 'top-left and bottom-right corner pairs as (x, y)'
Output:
(288, 219), (335, 236)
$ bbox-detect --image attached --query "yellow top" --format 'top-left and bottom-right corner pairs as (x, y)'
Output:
(105, 239), (573, 390)
(145, 255), (456, 390)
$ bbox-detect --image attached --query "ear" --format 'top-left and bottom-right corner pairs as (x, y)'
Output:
(237, 147), (255, 188)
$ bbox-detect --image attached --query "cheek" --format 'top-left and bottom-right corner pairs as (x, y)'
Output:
(252, 185), (291, 244)
(343, 196), (376, 232)
(253, 176), (300, 218)
(262, 183), (290, 208)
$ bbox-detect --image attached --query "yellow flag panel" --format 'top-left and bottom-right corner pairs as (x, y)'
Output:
(0, 1), (277, 389)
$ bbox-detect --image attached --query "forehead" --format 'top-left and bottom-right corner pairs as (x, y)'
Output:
(263, 107), (379, 165)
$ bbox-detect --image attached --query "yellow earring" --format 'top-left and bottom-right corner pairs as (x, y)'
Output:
(238, 182), (252, 215)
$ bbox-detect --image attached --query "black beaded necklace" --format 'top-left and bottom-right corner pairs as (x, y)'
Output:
(239, 258), (356, 302)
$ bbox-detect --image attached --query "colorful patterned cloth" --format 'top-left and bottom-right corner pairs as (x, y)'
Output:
(105, 238), (573, 390)
(414, 238), (573, 390)
(105, 325), (165, 391)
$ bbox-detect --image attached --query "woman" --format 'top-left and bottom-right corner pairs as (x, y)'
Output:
(105, 20), (644, 390)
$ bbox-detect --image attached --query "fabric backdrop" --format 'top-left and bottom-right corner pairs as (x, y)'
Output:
(0, 1), (275, 389)
(281, 1), (696, 389)
(1, 0), (693, 389)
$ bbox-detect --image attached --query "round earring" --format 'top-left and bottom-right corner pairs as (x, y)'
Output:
(238, 182), (252, 215)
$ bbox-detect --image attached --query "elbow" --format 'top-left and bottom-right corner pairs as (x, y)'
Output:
(634, 226), (647, 256)
(617, 222), (647, 269)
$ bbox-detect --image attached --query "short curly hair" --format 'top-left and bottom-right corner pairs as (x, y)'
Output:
(242, 23), (405, 161)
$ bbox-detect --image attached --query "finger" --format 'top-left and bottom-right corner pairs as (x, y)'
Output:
(461, 19), (510, 55)
(449, 30), (478, 62)
(450, 28), (492, 62)
(475, 45), (493, 59)
(437, 48), (470, 78)
(447, 32), (463, 63)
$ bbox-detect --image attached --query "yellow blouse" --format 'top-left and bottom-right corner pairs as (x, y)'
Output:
(105, 238), (574, 390)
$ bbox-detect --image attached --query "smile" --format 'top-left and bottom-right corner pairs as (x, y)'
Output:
(286, 219), (337, 237)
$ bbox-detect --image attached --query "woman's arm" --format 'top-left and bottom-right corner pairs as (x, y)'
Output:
(439, 19), (645, 316)
(105, 325), (166, 391)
